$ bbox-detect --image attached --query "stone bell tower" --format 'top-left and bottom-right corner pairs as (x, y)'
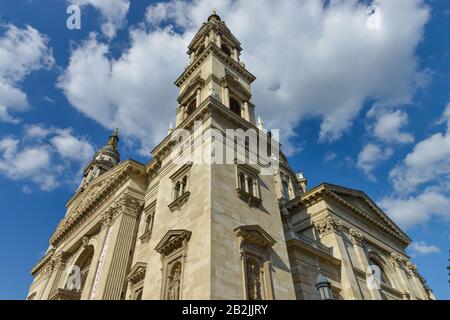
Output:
(164, 10), (296, 299)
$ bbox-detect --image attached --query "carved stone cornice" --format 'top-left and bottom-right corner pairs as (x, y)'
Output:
(234, 225), (276, 249)
(349, 228), (364, 246)
(126, 262), (147, 285)
(31, 248), (55, 277)
(53, 252), (70, 270)
(288, 184), (411, 246)
(314, 214), (343, 237)
(49, 162), (145, 247)
(155, 230), (192, 258)
(175, 42), (255, 88)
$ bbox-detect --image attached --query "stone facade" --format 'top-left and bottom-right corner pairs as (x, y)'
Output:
(27, 11), (434, 301)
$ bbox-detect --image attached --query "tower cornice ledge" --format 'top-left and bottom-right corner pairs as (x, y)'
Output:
(175, 42), (256, 88)
(150, 96), (261, 162)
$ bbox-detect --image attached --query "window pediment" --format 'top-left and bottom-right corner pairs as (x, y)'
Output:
(126, 262), (147, 285)
(155, 230), (192, 257)
(234, 225), (276, 248)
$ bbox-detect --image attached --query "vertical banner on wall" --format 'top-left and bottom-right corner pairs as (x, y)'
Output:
(90, 228), (113, 299)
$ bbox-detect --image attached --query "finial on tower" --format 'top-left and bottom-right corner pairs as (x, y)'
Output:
(168, 122), (174, 135)
(208, 8), (221, 22)
(108, 128), (119, 148)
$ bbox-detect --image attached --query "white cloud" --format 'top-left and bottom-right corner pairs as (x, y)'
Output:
(389, 131), (450, 194)
(372, 110), (415, 144)
(0, 127), (94, 191)
(59, 0), (430, 154)
(69, 0), (130, 38)
(357, 143), (393, 181)
(50, 129), (94, 162)
(409, 241), (441, 255)
(0, 24), (54, 122)
(324, 152), (337, 163)
(380, 189), (450, 229)
(24, 124), (51, 140)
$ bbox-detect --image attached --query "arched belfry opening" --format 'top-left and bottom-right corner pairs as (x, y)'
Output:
(230, 97), (241, 116)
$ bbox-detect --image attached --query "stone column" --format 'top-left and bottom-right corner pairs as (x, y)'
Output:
(233, 48), (239, 62)
(80, 219), (111, 300)
(45, 252), (69, 299)
(315, 215), (362, 300)
(389, 253), (415, 300)
(176, 105), (186, 127)
(36, 260), (55, 300)
(223, 86), (230, 107)
(406, 262), (428, 300)
(349, 228), (382, 300)
(243, 101), (250, 121)
(196, 89), (202, 108)
(97, 194), (143, 300)
(216, 34), (221, 48)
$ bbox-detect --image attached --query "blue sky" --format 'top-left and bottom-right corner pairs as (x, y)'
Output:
(0, 0), (448, 300)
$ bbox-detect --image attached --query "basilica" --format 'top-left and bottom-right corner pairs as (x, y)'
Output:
(27, 11), (434, 301)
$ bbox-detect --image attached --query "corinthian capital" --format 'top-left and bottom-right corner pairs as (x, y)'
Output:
(314, 214), (343, 237)
(53, 252), (70, 270)
(105, 194), (144, 224)
(349, 228), (364, 246)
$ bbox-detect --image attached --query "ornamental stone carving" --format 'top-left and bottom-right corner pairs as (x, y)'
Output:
(53, 252), (70, 270)
(102, 194), (144, 228)
(314, 214), (343, 237)
(406, 261), (418, 276)
(44, 260), (55, 277)
(389, 252), (404, 268)
(349, 228), (364, 246)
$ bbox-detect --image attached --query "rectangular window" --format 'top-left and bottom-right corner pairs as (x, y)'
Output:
(235, 164), (261, 207)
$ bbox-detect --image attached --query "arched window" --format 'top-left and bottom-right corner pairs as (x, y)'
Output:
(230, 97), (241, 116)
(66, 245), (94, 299)
(368, 258), (392, 287)
(186, 100), (196, 117)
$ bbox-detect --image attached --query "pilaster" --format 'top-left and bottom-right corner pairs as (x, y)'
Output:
(90, 194), (143, 300)
(314, 215), (362, 299)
